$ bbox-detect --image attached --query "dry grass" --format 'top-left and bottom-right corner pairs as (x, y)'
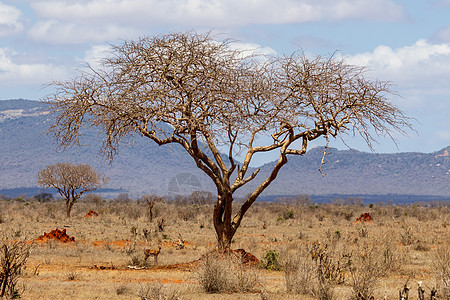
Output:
(195, 253), (260, 294)
(0, 197), (448, 299)
(434, 246), (450, 299)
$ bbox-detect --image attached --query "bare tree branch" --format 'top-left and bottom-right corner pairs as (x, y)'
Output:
(45, 31), (412, 249)
(37, 163), (107, 217)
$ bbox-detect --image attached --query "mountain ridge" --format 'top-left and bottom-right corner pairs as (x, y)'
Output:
(0, 99), (448, 198)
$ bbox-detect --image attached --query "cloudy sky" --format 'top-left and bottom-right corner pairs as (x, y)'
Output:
(1, 0), (450, 159)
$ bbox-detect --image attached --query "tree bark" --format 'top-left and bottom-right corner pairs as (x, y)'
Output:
(148, 202), (154, 222)
(213, 193), (237, 250)
(66, 200), (74, 218)
(215, 226), (234, 251)
(0, 270), (8, 297)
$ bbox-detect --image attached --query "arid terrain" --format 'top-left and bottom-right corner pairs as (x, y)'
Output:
(1, 196), (449, 299)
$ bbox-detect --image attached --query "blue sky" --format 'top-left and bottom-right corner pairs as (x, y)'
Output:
(1, 0), (450, 161)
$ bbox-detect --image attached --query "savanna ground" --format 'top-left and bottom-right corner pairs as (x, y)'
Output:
(1, 195), (449, 299)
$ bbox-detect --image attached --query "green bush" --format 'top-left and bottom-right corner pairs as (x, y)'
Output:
(264, 250), (281, 270)
(283, 210), (295, 220)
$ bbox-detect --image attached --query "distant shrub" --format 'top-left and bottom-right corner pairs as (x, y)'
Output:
(264, 250), (281, 271)
(82, 194), (103, 205)
(341, 209), (354, 221)
(177, 205), (198, 221)
(283, 210), (295, 220)
(0, 194), (11, 201)
(115, 285), (128, 295)
(115, 193), (132, 202)
(33, 192), (53, 203)
(400, 226), (415, 245)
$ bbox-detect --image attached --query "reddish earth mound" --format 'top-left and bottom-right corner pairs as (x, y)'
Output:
(35, 228), (75, 243)
(355, 213), (374, 223)
(229, 248), (259, 266)
(85, 210), (99, 218)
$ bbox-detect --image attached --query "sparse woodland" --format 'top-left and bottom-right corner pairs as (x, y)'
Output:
(0, 195), (448, 299)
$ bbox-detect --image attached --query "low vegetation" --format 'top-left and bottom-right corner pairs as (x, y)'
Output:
(0, 194), (448, 299)
(0, 231), (34, 298)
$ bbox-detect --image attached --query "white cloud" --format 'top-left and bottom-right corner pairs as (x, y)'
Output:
(81, 45), (112, 69)
(340, 40), (450, 152)
(31, 0), (408, 24)
(26, 0), (408, 44)
(344, 40), (450, 90)
(28, 20), (139, 44)
(0, 48), (69, 86)
(228, 42), (277, 58)
(0, 2), (24, 37)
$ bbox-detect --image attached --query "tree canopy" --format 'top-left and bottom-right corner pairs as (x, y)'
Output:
(37, 163), (106, 217)
(46, 31), (411, 248)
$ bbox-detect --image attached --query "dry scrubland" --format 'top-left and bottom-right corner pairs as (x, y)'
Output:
(0, 196), (449, 299)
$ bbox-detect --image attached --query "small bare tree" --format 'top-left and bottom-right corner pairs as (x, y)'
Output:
(37, 163), (107, 217)
(189, 191), (215, 205)
(46, 31), (411, 249)
(0, 232), (34, 298)
(140, 194), (164, 222)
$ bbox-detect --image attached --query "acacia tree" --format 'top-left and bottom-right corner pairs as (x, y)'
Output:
(46, 31), (411, 249)
(37, 163), (107, 217)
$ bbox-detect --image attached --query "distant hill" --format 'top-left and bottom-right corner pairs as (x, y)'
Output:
(256, 145), (449, 196)
(0, 99), (213, 197)
(0, 99), (449, 199)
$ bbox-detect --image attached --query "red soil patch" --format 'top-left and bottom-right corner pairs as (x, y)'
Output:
(92, 264), (116, 270)
(152, 262), (198, 271)
(91, 248), (259, 272)
(140, 248), (259, 271)
(355, 213), (374, 223)
(91, 240), (147, 248)
(110, 240), (129, 247)
(91, 241), (106, 247)
(84, 210), (99, 218)
(35, 228), (75, 243)
(157, 278), (184, 284)
(230, 248), (259, 266)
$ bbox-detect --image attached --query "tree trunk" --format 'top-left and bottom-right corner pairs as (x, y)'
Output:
(216, 226), (234, 251)
(213, 193), (236, 251)
(0, 261), (9, 297)
(147, 202), (154, 223)
(66, 200), (74, 218)
(0, 272), (7, 297)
